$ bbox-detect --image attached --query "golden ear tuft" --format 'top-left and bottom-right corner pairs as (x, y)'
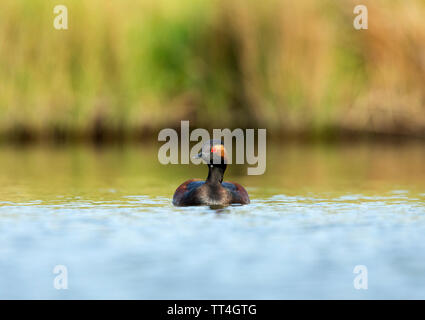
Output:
(211, 144), (226, 158)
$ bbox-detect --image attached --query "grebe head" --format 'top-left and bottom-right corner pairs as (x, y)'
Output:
(195, 139), (228, 166)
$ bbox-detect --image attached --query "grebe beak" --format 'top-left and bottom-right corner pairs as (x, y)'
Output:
(192, 152), (202, 159)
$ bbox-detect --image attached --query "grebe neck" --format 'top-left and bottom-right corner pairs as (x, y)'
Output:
(206, 164), (226, 185)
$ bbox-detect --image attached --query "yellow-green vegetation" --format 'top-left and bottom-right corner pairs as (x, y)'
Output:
(0, 0), (424, 141)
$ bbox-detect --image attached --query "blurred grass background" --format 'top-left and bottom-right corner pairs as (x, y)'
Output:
(0, 0), (424, 142)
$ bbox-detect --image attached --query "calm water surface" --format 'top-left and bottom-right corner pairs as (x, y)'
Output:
(0, 142), (424, 299)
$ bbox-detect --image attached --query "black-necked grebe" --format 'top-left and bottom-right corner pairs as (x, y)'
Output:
(173, 140), (250, 206)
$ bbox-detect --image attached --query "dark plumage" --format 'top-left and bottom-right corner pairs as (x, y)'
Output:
(173, 140), (250, 206)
